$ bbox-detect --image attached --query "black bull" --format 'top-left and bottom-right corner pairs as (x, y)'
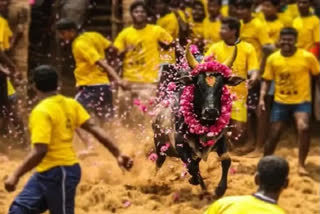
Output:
(152, 46), (243, 198)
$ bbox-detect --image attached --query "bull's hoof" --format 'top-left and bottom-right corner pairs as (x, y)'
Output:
(189, 176), (207, 190)
(214, 184), (227, 198)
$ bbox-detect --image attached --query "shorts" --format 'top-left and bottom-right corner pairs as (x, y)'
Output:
(271, 102), (311, 122)
(75, 84), (113, 119)
(231, 99), (247, 122)
(9, 164), (81, 214)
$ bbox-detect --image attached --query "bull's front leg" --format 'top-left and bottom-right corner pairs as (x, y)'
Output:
(215, 136), (231, 198)
(152, 121), (168, 169)
(175, 134), (207, 190)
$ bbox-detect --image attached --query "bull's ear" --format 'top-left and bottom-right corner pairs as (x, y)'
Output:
(224, 76), (245, 86)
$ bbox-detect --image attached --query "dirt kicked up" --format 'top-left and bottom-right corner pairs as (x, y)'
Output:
(0, 120), (319, 214)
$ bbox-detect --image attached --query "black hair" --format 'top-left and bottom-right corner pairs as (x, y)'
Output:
(280, 27), (298, 38)
(32, 65), (58, 92)
(130, 0), (147, 13)
(56, 18), (77, 31)
(235, 0), (253, 8)
(208, 0), (223, 6)
(193, 0), (205, 8)
(262, 0), (281, 7)
(221, 16), (241, 37)
(257, 156), (289, 192)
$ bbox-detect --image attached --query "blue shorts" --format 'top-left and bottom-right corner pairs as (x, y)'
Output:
(75, 85), (113, 119)
(271, 102), (311, 122)
(9, 164), (81, 214)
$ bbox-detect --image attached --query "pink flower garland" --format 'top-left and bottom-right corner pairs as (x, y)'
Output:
(179, 60), (234, 140)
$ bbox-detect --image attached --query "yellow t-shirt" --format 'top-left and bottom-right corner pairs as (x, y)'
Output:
(204, 195), (286, 214)
(293, 15), (320, 51)
(287, 3), (299, 19)
(203, 17), (221, 47)
(263, 49), (320, 104)
(278, 11), (293, 27)
(240, 17), (272, 61)
(29, 95), (90, 172)
(190, 20), (205, 41)
(264, 18), (284, 45)
(205, 40), (259, 99)
(156, 12), (178, 64)
(0, 16), (15, 96)
(221, 5), (229, 17)
(114, 24), (173, 83)
(72, 32), (111, 87)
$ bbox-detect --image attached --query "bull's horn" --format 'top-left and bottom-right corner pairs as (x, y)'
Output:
(185, 43), (199, 69)
(223, 45), (238, 68)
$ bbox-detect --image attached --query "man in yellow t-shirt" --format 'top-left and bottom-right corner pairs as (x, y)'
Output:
(236, 0), (273, 62)
(205, 17), (259, 147)
(114, 1), (173, 121)
(56, 18), (126, 121)
(189, 1), (206, 53)
(261, 0), (284, 45)
(204, 0), (223, 49)
(260, 28), (320, 175)
(204, 155), (289, 214)
(293, 0), (320, 55)
(4, 65), (133, 213)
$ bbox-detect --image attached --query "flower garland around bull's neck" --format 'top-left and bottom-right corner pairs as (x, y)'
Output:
(179, 60), (234, 141)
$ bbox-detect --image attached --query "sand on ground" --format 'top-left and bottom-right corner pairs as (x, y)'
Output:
(0, 119), (319, 214)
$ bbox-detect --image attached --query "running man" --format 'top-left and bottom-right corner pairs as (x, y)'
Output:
(56, 18), (127, 121)
(114, 1), (173, 121)
(205, 17), (259, 149)
(204, 155), (289, 214)
(4, 65), (133, 214)
(260, 27), (320, 175)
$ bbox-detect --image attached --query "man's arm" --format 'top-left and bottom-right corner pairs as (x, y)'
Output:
(259, 79), (272, 111)
(96, 60), (128, 89)
(4, 144), (48, 192)
(81, 119), (133, 170)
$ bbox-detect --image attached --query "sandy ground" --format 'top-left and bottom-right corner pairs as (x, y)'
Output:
(0, 120), (319, 214)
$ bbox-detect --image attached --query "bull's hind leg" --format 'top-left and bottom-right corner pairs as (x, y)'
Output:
(175, 136), (207, 190)
(215, 136), (231, 198)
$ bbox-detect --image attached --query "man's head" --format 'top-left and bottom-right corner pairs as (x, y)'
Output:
(255, 156), (289, 193)
(208, 0), (222, 18)
(279, 27), (297, 53)
(261, 0), (280, 17)
(56, 18), (78, 43)
(192, 1), (206, 22)
(154, 0), (169, 16)
(235, 0), (253, 20)
(130, 1), (148, 25)
(297, 0), (311, 16)
(32, 65), (58, 93)
(220, 16), (241, 41)
(0, 0), (9, 14)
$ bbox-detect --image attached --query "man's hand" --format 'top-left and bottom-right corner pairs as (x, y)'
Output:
(118, 79), (130, 90)
(0, 65), (10, 75)
(4, 174), (19, 192)
(117, 155), (133, 171)
(247, 70), (259, 89)
(258, 98), (266, 112)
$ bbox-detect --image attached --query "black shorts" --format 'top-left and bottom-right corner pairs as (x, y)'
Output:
(75, 85), (113, 119)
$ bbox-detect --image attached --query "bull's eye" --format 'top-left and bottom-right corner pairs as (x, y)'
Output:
(205, 76), (216, 87)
